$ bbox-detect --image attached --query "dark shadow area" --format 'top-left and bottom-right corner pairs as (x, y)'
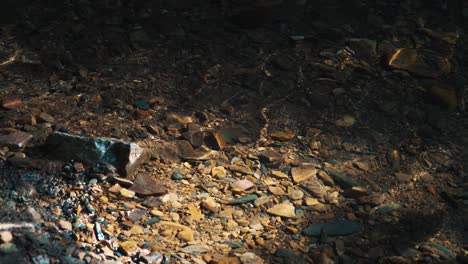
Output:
(0, 0), (466, 263)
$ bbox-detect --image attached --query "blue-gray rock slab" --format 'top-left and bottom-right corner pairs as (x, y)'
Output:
(46, 132), (149, 180)
(303, 219), (361, 237)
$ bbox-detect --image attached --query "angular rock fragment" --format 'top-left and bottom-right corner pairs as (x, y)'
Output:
(206, 127), (246, 150)
(0, 131), (33, 149)
(291, 165), (316, 183)
(267, 201), (296, 218)
(129, 174), (167, 196)
(259, 150), (284, 166)
(231, 179), (255, 192)
(175, 140), (213, 160)
(46, 132), (149, 179)
(230, 164), (253, 175)
(181, 131), (205, 148)
(387, 48), (451, 78)
(300, 179), (326, 200)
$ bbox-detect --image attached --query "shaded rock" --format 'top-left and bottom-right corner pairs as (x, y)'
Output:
(270, 130), (295, 141)
(300, 180), (326, 199)
(343, 186), (368, 198)
(271, 55), (295, 71)
(7, 156), (34, 169)
(267, 201), (296, 218)
(303, 219), (361, 236)
(335, 115), (355, 127)
(419, 242), (454, 257)
(387, 48), (451, 78)
(324, 168), (363, 189)
(181, 131), (205, 148)
(291, 165), (317, 183)
(0, 131), (33, 150)
(347, 38), (377, 61)
(129, 174), (167, 196)
(151, 142), (180, 164)
(359, 193), (386, 206)
(426, 82), (458, 110)
(259, 150), (284, 166)
(317, 170), (335, 186)
(46, 132), (149, 179)
(206, 127), (246, 150)
(37, 112), (55, 124)
(0, 243), (18, 254)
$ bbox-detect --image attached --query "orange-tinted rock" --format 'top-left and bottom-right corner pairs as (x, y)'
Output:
(1, 96), (22, 109)
(270, 130), (295, 141)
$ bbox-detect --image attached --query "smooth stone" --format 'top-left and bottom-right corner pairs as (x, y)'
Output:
(179, 244), (210, 255)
